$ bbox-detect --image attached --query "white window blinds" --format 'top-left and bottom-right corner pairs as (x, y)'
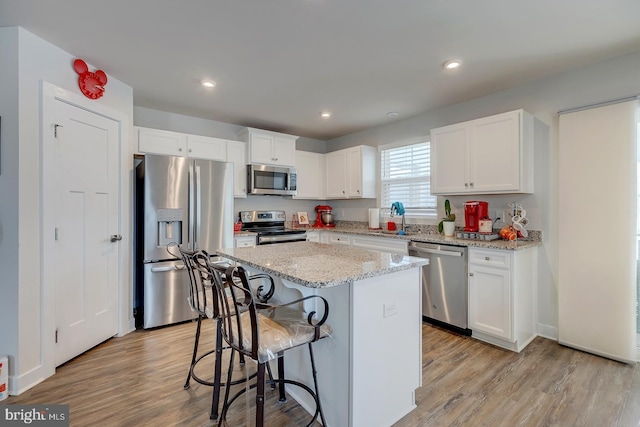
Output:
(380, 141), (436, 213)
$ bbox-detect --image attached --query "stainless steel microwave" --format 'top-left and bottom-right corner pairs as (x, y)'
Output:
(247, 164), (297, 196)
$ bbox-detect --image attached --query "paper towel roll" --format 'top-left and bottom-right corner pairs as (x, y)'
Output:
(368, 208), (380, 229)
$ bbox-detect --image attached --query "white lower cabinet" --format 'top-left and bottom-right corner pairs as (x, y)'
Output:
(305, 231), (320, 242)
(234, 235), (256, 247)
(468, 246), (537, 352)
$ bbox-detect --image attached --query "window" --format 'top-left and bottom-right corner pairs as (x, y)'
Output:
(379, 141), (436, 215)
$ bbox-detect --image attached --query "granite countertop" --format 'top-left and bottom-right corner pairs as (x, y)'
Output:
(216, 241), (428, 288)
(301, 225), (542, 251)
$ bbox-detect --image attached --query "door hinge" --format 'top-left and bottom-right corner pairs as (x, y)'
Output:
(54, 124), (63, 138)
(55, 328), (58, 344)
(55, 228), (59, 241)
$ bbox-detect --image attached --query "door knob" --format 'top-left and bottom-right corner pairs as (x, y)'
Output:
(110, 234), (122, 242)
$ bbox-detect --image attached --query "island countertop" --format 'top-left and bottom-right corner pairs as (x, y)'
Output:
(216, 241), (428, 288)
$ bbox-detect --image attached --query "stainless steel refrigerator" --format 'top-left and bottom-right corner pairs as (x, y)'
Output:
(134, 154), (234, 329)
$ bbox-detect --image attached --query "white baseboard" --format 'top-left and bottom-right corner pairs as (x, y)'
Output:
(536, 323), (558, 341)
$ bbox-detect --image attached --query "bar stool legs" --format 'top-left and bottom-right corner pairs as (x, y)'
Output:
(218, 345), (327, 427)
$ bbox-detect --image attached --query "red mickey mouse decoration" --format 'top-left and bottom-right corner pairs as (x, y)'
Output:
(73, 59), (108, 99)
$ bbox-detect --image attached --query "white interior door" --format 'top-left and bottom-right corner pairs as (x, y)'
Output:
(51, 99), (120, 366)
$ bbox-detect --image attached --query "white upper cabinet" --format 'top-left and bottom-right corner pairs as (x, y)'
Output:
(325, 145), (376, 199)
(430, 110), (537, 195)
(226, 140), (247, 198)
(294, 150), (325, 199)
(186, 134), (227, 161)
(325, 150), (348, 198)
(136, 126), (247, 198)
(137, 126), (227, 161)
(346, 146), (376, 198)
(137, 127), (187, 156)
(238, 127), (298, 167)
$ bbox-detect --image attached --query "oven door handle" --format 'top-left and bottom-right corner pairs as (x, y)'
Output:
(259, 234), (307, 244)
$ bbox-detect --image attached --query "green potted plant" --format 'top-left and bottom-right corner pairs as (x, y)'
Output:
(437, 199), (456, 236)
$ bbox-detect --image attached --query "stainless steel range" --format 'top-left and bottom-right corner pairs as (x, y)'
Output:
(239, 210), (307, 245)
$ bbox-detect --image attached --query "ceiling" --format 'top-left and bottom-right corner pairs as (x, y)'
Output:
(2, 0), (640, 140)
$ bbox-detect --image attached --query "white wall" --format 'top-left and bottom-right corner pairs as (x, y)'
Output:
(0, 27), (20, 385)
(0, 27), (134, 394)
(326, 50), (640, 339)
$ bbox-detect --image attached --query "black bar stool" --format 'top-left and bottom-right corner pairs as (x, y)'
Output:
(210, 263), (331, 427)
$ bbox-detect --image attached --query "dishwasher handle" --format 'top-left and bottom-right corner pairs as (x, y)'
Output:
(409, 244), (463, 257)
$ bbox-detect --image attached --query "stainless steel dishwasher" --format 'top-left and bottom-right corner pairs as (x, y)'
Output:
(408, 241), (471, 335)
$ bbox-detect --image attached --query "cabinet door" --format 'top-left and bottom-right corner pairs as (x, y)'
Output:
(469, 111), (520, 192)
(137, 127), (187, 156)
(248, 132), (275, 164)
(430, 124), (469, 194)
(306, 231), (320, 242)
(325, 150), (347, 198)
(295, 151), (325, 199)
(186, 135), (227, 161)
(468, 264), (512, 340)
(227, 141), (247, 198)
(273, 136), (296, 166)
(346, 147), (363, 197)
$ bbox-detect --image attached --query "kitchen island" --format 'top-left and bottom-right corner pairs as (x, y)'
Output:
(216, 241), (428, 427)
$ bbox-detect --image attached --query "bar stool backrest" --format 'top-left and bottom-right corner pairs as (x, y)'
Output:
(211, 265), (261, 361)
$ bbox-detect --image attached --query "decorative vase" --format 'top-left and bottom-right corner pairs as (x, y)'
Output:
(443, 221), (456, 237)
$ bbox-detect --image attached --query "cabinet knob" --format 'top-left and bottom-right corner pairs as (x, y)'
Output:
(357, 189), (360, 194)
(485, 256), (490, 261)
(465, 183), (469, 187)
(188, 148), (192, 153)
(178, 148), (183, 152)
(469, 273), (474, 277)
(342, 190), (346, 194)
(470, 182), (474, 187)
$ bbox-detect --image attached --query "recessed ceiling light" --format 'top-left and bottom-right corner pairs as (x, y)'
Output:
(320, 112), (332, 118)
(386, 112), (399, 118)
(443, 59), (462, 70)
(201, 80), (216, 88)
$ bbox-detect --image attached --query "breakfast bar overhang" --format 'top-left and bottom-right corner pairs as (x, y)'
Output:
(216, 241), (428, 427)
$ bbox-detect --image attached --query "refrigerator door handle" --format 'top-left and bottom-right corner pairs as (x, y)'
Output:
(188, 163), (195, 250)
(195, 165), (201, 250)
(150, 263), (185, 272)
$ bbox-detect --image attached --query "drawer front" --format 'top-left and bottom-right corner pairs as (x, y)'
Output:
(469, 248), (511, 269)
(234, 236), (256, 247)
(327, 234), (351, 245)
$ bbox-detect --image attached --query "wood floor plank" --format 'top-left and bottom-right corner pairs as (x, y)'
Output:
(4, 321), (640, 426)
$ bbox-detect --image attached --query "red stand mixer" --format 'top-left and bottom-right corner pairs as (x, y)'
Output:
(313, 205), (336, 228)
(463, 201), (488, 232)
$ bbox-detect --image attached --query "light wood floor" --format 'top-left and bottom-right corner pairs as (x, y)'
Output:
(4, 321), (640, 426)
